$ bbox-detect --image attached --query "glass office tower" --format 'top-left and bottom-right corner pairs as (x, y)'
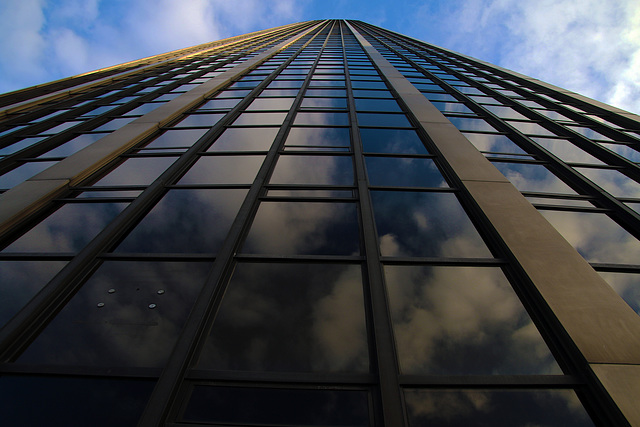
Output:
(0, 19), (639, 426)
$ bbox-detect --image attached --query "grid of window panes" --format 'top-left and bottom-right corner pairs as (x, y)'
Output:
(355, 21), (640, 322)
(0, 19), (635, 426)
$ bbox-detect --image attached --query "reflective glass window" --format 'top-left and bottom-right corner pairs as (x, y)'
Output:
(177, 155), (264, 184)
(17, 261), (210, 367)
(115, 189), (247, 253)
(92, 156), (177, 186)
(404, 389), (594, 426)
(360, 129), (428, 154)
(270, 155), (354, 185)
(241, 202), (360, 255)
(2, 203), (127, 253)
(575, 167), (640, 198)
(198, 263), (368, 372)
(493, 162), (576, 194)
(294, 112), (349, 126)
(371, 191), (492, 258)
(366, 157), (446, 187)
(207, 127), (278, 151)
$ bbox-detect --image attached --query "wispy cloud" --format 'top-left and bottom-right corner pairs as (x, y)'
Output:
(418, 0), (640, 114)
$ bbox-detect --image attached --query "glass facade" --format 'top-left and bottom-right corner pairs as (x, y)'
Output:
(0, 20), (639, 426)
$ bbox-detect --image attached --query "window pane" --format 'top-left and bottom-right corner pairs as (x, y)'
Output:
(366, 157), (446, 187)
(371, 191), (491, 258)
(17, 261), (210, 367)
(404, 389), (594, 427)
(198, 263), (368, 372)
(386, 266), (560, 374)
(177, 155), (264, 184)
(242, 202), (360, 255)
(207, 127), (278, 151)
(183, 386), (369, 426)
(360, 129), (428, 154)
(270, 155), (353, 185)
(115, 189), (247, 253)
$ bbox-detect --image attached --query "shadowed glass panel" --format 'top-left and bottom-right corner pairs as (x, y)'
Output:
(597, 272), (640, 315)
(404, 389), (594, 426)
(242, 202), (360, 255)
(246, 97), (295, 111)
(0, 137), (46, 156)
(144, 128), (208, 148)
(430, 102), (475, 115)
(232, 112), (287, 126)
(198, 263), (368, 372)
(353, 89), (393, 98)
(385, 266), (560, 374)
(0, 376), (154, 427)
(92, 157), (177, 186)
(0, 261), (67, 327)
(207, 127), (278, 151)
(354, 98), (402, 112)
(360, 129), (428, 154)
(446, 116), (498, 132)
(2, 203), (127, 253)
(366, 157), (446, 187)
(115, 189), (247, 253)
(371, 191), (491, 258)
(177, 155), (264, 184)
(540, 210), (640, 264)
(301, 97), (347, 109)
(17, 261), (210, 367)
(41, 133), (107, 157)
(493, 162), (576, 194)
(183, 386), (369, 426)
(270, 155), (353, 185)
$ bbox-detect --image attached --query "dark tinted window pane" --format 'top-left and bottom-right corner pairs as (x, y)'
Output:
(405, 389), (594, 427)
(246, 97), (295, 111)
(92, 156), (177, 186)
(301, 97), (347, 109)
(386, 266), (560, 374)
(371, 191), (491, 257)
(207, 127), (278, 151)
(270, 155), (353, 185)
(198, 263), (368, 372)
(493, 162), (576, 194)
(2, 203), (127, 253)
(183, 386), (369, 426)
(43, 133), (106, 157)
(360, 129), (428, 154)
(0, 261), (67, 327)
(173, 113), (225, 128)
(242, 202), (360, 255)
(358, 113), (412, 127)
(178, 155), (264, 184)
(232, 112), (287, 126)
(116, 189), (246, 253)
(366, 157), (446, 187)
(0, 376), (154, 427)
(355, 98), (402, 112)
(17, 261), (210, 367)
(144, 128), (208, 148)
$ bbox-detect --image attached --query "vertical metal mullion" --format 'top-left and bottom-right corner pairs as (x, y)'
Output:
(340, 21), (406, 427)
(136, 20), (334, 427)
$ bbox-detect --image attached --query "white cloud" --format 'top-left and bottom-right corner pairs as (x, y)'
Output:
(425, 0), (640, 114)
(0, 0), (303, 94)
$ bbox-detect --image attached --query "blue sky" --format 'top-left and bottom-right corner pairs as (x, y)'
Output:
(1, 0), (639, 114)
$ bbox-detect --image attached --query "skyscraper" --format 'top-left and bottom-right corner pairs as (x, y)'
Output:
(0, 19), (638, 426)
